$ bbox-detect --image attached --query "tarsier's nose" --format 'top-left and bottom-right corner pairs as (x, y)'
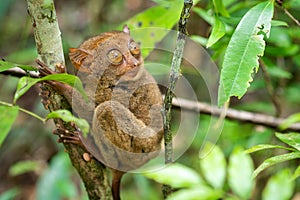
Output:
(126, 54), (141, 68)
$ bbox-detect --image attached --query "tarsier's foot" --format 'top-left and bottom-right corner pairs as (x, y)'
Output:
(53, 124), (93, 162)
(53, 124), (84, 147)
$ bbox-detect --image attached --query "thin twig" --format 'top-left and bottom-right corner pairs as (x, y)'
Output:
(161, 0), (193, 198)
(276, 0), (300, 27)
(162, 0), (193, 165)
(0, 100), (46, 122)
(284, 9), (300, 27)
(259, 60), (282, 117)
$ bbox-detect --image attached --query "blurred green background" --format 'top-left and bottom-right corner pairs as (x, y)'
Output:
(1, 0), (300, 199)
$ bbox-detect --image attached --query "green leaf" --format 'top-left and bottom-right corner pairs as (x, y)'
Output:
(245, 144), (295, 154)
(199, 142), (226, 189)
(292, 165), (300, 180)
(0, 105), (18, 146)
(166, 187), (223, 200)
(262, 169), (294, 200)
(14, 77), (40, 103)
(213, 0), (230, 17)
(253, 152), (300, 178)
(9, 160), (41, 176)
(271, 20), (288, 27)
(218, 1), (274, 106)
(41, 74), (88, 102)
(46, 110), (89, 136)
(191, 35), (208, 46)
(206, 16), (226, 48)
(143, 163), (203, 188)
(228, 147), (254, 199)
(275, 132), (300, 151)
(13, 73), (87, 104)
(0, 60), (37, 73)
(279, 113), (300, 131)
(123, 0), (200, 58)
(0, 188), (19, 200)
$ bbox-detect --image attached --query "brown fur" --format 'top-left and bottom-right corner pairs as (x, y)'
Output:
(68, 30), (163, 200)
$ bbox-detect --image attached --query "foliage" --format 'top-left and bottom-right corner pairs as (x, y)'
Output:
(46, 110), (89, 136)
(247, 132), (300, 179)
(0, 105), (18, 146)
(0, 61), (90, 143)
(145, 143), (295, 200)
(1, 0), (300, 199)
(218, 1), (274, 106)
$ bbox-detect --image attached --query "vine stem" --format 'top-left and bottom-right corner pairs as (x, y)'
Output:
(0, 100), (46, 122)
(161, 0), (193, 198)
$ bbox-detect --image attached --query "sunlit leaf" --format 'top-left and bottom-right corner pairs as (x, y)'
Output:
(262, 169), (294, 200)
(13, 74), (87, 104)
(0, 105), (18, 146)
(143, 163), (203, 188)
(279, 113), (300, 131)
(218, 1), (274, 106)
(275, 132), (300, 151)
(213, 0), (230, 17)
(253, 152), (300, 178)
(199, 142), (226, 189)
(9, 160), (41, 176)
(245, 144), (295, 154)
(46, 110), (89, 136)
(41, 74), (88, 102)
(206, 16), (226, 48)
(228, 147), (254, 199)
(124, 0), (200, 58)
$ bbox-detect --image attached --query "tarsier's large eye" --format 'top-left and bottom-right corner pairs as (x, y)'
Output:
(107, 49), (123, 65)
(129, 41), (140, 57)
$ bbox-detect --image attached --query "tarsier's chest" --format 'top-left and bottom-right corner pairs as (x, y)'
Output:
(93, 69), (161, 126)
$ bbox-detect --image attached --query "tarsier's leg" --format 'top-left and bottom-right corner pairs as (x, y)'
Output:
(91, 101), (162, 200)
(90, 99), (163, 172)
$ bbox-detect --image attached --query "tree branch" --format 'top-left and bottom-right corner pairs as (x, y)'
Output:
(26, 0), (111, 199)
(1, 65), (300, 132)
(2, 68), (299, 132)
(171, 97), (300, 132)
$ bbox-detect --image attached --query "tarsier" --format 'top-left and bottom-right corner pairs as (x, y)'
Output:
(39, 26), (164, 200)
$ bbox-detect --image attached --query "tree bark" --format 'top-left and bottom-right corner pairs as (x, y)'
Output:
(26, 0), (112, 199)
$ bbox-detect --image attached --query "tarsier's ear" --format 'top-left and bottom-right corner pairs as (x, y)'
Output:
(69, 48), (91, 73)
(123, 24), (130, 34)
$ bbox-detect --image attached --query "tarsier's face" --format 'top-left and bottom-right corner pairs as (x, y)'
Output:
(69, 31), (143, 80)
(106, 37), (142, 78)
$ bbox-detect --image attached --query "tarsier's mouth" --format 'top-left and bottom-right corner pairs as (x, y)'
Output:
(125, 66), (140, 77)
(123, 66), (141, 79)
